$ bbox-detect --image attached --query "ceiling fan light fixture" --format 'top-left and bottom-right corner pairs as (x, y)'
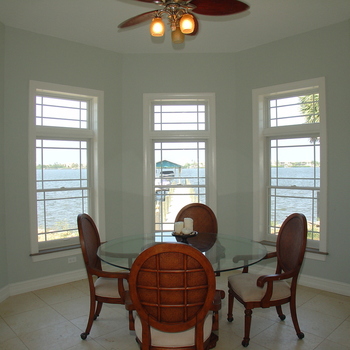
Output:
(150, 17), (165, 37)
(171, 26), (185, 44)
(179, 13), (195, 34)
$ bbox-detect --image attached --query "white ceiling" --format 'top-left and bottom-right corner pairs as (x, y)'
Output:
(1, 0), (350, 54)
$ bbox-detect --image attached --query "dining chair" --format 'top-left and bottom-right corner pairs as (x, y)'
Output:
(127, 242), (221, 350)
(175, 203), (218, 234)
(227, 213), (307, 347)
(77, 213), (131, 340)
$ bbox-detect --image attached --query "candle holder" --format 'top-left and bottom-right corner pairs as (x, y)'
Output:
(172, 231), (198, 244)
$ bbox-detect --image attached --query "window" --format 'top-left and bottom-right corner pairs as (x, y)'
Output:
(29, 81), (105, 257)
(253, 78), (327, 255)
(143, 94), (217, 241)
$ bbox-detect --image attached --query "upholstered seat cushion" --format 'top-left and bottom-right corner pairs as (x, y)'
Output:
(134, 312), (213, 347)
(94, 277), (121, 298)
(228, 273), (291, 303)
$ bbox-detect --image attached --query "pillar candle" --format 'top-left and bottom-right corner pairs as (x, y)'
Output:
(174, 221), (184, 234)
(184, 218), (193, 232)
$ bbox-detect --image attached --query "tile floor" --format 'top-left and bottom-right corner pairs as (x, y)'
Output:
(1, 271), (350, 350)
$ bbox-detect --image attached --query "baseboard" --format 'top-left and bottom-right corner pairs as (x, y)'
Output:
(248, 265), (350, 297)
(0, 268), (87, 302)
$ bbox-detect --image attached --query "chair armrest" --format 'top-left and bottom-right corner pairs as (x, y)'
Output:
(89, 267), (129, 280)
(257, 270), (294, 287)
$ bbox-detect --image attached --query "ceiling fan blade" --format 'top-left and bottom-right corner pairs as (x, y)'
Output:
(191, 0), (249, 16)
(118, 10), (158, 28)
(132, 0), (164, 3)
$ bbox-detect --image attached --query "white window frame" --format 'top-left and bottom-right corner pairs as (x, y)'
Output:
(28, 81), (105, 260)
(252, 78), (327, 259)
(143, 93), (217, 235)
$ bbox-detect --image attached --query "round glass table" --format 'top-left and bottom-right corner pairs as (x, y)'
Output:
(98, 233), (267, 273)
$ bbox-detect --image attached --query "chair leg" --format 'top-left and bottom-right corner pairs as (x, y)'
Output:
(81, 298), (97, 340)
(94, 301), (103, 319)
(227, 287), (234, 322)
(242, 309), (252, 347)
(289, 299), (304, 339)
(128, 310), (135, 331)
(276, 305), (286, 320)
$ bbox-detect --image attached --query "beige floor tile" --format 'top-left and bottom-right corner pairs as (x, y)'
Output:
(327, 319), (350, 348)
(0, 336), (29, 350)
(284, 307), (344, 338)
(315, 339), (350, 350)
(0, 292), (47, 317)
(4, 305), (66, 336)
(302, 293), (350, 320)
(0, 317), (17, 342)
(1, 273), (350, 350)
(252, 322), (323, 350)
(19, 320), (82, 350)
(50, 295), (90, 320)
(33, 283), (87, 305)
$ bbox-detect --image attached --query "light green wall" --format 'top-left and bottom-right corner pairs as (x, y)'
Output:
(0, 22), (8, 290)
(1, 20), (350, 287)
(233, 21), (350, 280)
(3, 27), (123, 283)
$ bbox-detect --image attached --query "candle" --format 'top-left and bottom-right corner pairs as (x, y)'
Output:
(184, 218), (193, 232)
(174, 221), (184, 234)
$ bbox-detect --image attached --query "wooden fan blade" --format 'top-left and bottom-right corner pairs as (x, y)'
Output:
(191, 0), (249, 16)
(118, 10), (157, 28)
(132, 0), (164, 3)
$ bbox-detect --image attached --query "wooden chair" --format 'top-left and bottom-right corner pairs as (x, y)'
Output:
(175, 203), (218, 234)
(227, 213), (307, 347)
(77, 213), (131, 339)
(128, 242), (221, 350)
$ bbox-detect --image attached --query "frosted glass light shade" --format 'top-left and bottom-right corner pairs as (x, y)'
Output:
(150, 17), (165, 37)
(172, 27), (184, 44)
(179, 14), (195, 34)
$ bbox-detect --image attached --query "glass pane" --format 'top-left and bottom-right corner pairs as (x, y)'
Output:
(269, 93), (319, 127)
(36, 95), (89, 128)
(269, 137), (320, 241)
(153, 141), (206, 232)
(152, 102), (207, 131)
(36, 139), (89, 242)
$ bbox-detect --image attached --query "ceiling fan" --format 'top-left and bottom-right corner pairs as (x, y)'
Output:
(118, 0), (250, 44)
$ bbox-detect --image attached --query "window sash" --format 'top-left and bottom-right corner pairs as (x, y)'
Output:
(29, 81), (105, 255)
(252, 78), (326, 253)
(143, 93), (216, 240)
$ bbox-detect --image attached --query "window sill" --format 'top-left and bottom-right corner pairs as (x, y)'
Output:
(30, 245), (81, 262)
(260, 240), (328, 261)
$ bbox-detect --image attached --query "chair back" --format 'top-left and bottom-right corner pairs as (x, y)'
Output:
(276, 213), (307, 275)
(77, 213), (102, 273)
(129, 243), (216, 335)
(175, 203), (217, 233)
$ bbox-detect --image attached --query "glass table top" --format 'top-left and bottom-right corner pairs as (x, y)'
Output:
(98, 233), (267, 273)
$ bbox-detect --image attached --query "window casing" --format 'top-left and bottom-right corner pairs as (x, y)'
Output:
(143, 93), (217, 241)
(29, 81), (105, 256)
(253, 78), (327, 254)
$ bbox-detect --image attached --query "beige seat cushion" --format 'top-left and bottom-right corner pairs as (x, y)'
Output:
(94, 277), (122, 298)
(135, 312), (213, 347)
(228, 273), (291, 303)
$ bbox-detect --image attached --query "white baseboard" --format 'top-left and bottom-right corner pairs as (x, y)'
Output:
(1, 266), (350, 305)
(0, 268), (87, 302)
(248, 265), (350, 297)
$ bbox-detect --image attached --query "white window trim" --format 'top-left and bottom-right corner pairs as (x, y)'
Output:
(143, 93), (217, 234)
(252, 78), (327, 259)
(28, 81), (105, 261)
